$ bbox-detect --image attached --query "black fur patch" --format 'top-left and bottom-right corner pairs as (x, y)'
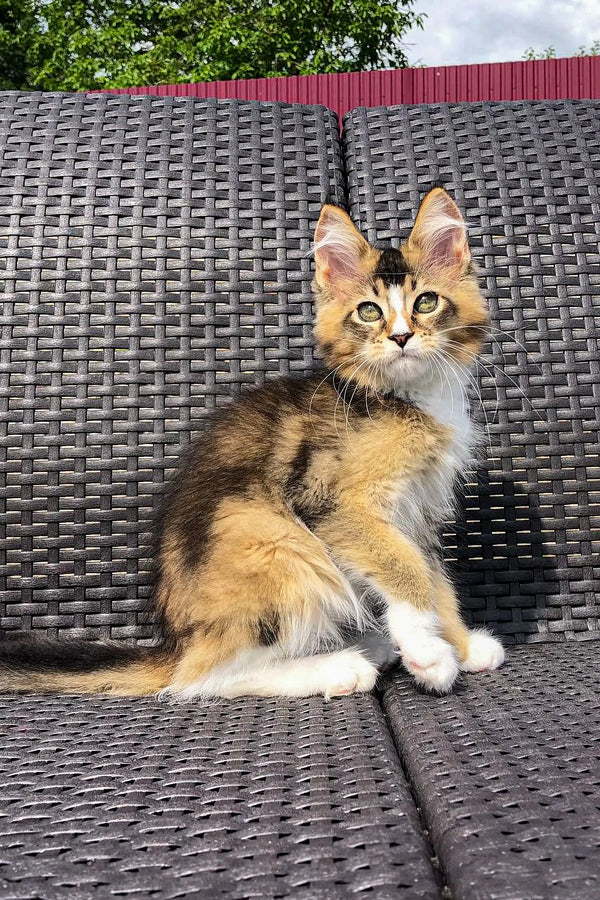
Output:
(293, 498), (335, 531)
(166, 457), (259, 571)
(375, 248), (410, 286)
(287, 439), (314, 490)
(257, 612), (280, 646)
(284, 439), (336, 529)
(156, 376), (331, 574)
(0, 632), (145, 673)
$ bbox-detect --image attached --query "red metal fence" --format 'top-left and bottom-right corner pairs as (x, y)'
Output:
(105, 56), (600, 121)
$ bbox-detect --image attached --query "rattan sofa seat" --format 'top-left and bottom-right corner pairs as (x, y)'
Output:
(0, 91), (599, 899)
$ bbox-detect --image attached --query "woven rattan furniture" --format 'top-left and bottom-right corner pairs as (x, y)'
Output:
(344, 101), (600, 899)
(0, 92), (599, 898)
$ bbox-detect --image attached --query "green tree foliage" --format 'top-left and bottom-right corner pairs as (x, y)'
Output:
(0, 0), (42, 89)
(523, 41), (600, 60)
(522, 46), (557, 60)
(575, 40), (600, 57)
(3, 0), (425, 92)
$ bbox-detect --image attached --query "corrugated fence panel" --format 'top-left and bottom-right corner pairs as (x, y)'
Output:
(99, 56), (600, 121)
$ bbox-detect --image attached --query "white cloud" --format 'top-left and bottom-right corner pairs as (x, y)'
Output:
(404, 0), (600, 67)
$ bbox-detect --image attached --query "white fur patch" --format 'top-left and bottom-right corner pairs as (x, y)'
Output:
(388, 286), (411, 335)
(390, 361), (476, 542)
(160, 646), (281, 702)
(386, 603), (459, 693)
(166, 648), (377, 701)
(313, 226), (358, 264)
(461, 630), (505, 672)
(420, 210), (466, 245)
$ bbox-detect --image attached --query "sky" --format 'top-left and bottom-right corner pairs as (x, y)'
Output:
(404, 0), (600, 67)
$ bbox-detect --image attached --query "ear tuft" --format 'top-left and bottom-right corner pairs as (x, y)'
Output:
(314, 205), (370, 288)
(407, 188), (470, 280)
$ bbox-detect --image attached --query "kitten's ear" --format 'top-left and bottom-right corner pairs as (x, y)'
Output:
(314, 205), (371, 288)
(406, 188), (470, 280)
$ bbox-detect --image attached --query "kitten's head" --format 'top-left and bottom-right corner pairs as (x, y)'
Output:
(312, 187), (489, 393)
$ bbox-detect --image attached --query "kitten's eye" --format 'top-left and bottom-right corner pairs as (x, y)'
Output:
(414, 292), (439, 314)
(357, 302), (383, 322)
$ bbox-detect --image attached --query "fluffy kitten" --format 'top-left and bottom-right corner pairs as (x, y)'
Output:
(0, 187), (504, 699)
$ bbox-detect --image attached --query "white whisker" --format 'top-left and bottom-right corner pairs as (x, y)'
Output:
(438, 339), (544, 423)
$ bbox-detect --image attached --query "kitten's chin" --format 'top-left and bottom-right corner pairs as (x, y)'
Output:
(385, 351), (430, 388)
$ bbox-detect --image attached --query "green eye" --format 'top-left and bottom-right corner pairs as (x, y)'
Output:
(357, 302), (383, 322)
(414, 292), (439, 314)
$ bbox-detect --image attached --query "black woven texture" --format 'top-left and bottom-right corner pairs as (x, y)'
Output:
(344, 101), (600, 643)
(0, 91), (344, 641)
(0, 691), (440, 899)
(381, 644), (600, 900)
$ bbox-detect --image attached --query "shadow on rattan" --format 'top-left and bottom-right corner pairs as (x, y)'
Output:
(449, 474), (559, 643)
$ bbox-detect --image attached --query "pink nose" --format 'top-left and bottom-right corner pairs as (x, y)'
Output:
(389, 332), (413, 349)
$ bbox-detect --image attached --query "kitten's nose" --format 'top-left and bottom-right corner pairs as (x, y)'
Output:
(389, 332), (414, 349)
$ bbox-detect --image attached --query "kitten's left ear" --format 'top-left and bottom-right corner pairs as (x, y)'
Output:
(406, 187), (471, 280)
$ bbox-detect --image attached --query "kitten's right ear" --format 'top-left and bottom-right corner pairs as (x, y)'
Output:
(314, 205), (371, 289)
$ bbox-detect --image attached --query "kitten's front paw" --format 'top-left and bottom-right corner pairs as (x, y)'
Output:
(460, 630), (505, 672)
(401, 634), (459, 693)
(387, 602), (459, 693)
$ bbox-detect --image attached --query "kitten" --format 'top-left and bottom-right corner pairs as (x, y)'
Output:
(0, 187), (504, 699)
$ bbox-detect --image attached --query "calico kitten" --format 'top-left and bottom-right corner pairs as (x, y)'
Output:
(0, 187), (504, 699)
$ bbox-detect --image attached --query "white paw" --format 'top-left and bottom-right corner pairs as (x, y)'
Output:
(386, 602), (459, 693)
(317, 650), (378, 700)
(401, 634), (459, 693)
(460, 630), (505, 672)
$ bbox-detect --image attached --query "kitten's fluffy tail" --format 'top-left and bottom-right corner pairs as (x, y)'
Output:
(0, 633), (175, 695)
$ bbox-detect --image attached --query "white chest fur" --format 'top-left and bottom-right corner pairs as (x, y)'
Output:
(392, 367), (475, 539)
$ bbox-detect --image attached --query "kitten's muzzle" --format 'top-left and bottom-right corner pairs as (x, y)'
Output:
(388, 332), (414, 350)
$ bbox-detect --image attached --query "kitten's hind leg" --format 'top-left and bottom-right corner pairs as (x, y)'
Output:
(161, 498), (369, 700)
(174, 647), (378, 700)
